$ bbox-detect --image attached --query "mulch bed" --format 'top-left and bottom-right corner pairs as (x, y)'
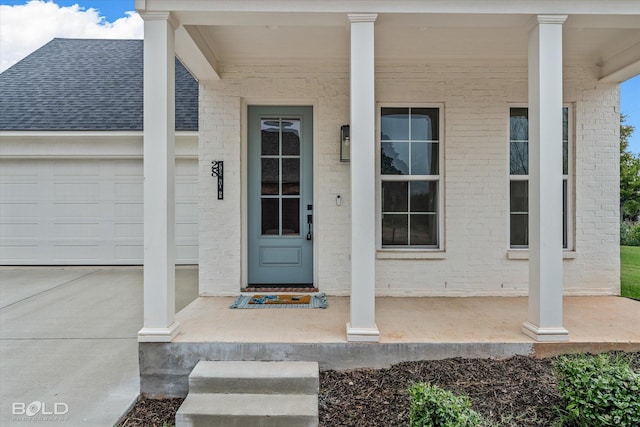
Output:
(118, 352), (640, 427)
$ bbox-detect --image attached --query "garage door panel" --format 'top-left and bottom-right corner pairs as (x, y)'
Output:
(52, 222), (100, 238)
(1, 158), (198, 265)
(0, 243), (38, 262)
(114, 160), (141, 176)
(53, 241), (102, 261)
(177, 240), (198, 264)
(0, 222), (40, 237)
(115, 222), (143, 238)
(53, 203), (101, 218)
(0, 202), (38, 217)
(0, 182), (41, 200)
(114, 181), (143, 200)
(114, 244), (143, 262)
(115, 202), (143, 218)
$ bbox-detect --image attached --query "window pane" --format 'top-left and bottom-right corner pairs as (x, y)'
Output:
(261, 198), (279, 235)
(510, 181), (528, 213)
(282, 198), (300, 235)
(563, 179), (568, 249)
(381, 108), (409, 141)
(510, 108), (528, 141)
(563, 108), (569, 175)
(410, 214), (438, 246)
(411, 108), (438, 141)
(282, 119), (300, 155)
(510, 214), (528, 246)
(562, 107), (568, 143)
(510, 141), (528, 175)
(261, 119), (279, 155)
(411, 142), (439, 175)
(382, 214), (408, 245)
(382, 181), (408, 212)
(261, 158), (279, 195)
(282, 158), (300, 195)
(410, 181), (438, 213)
(381, 141), (409, 175)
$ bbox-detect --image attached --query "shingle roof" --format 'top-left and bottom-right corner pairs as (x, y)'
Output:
(0, 38), (198, 131)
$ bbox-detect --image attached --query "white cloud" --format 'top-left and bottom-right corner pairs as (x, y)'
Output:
(0, 1), (143, 72)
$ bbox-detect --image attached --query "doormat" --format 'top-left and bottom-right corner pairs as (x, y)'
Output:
(229, 293), (327, 309)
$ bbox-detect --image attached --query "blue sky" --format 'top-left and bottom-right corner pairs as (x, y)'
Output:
(1, 0), (135, 21)
(1, 0), (639, 153)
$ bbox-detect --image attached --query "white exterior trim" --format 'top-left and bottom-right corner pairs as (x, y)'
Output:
(0, 131), (198, 159)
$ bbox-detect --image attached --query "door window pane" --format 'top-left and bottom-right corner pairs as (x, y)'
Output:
(411, 142), (439, 175)
(261, 158), (279, 195)
(282, 158), (300, 195)
(382, 181), (408, 212)
(261, 198), (279, 235)
(261, 119), (279, 155)
(282, 198), (300, 235)
(382, 214), (408, 245)
(411, 108), (439, 141)
(410, 214), (437, 246)
(282, 119), (301, 155)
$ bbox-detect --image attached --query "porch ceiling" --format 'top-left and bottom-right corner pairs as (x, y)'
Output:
(136, 1), (640, 82)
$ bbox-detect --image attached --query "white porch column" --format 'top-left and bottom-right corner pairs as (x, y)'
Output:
(346, 13), (380, 342)
(138, 12), (179, 342)
(523, 15), (569, 342)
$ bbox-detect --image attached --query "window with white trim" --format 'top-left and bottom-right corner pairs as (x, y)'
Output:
(380, 107), (441, 248)
(509, 107), (570, 249)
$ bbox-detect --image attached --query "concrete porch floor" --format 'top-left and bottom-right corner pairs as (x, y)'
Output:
(139, 295), (639, 397)
(173, 295), (640, 347)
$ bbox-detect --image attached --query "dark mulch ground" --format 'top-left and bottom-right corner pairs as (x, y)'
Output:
(118, 352), (640, 427)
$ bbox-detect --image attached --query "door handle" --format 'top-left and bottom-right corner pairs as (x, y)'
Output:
(306, 214), (313, 240)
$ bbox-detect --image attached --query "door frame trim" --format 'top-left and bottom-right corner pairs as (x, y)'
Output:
(240, 99), (318, 289)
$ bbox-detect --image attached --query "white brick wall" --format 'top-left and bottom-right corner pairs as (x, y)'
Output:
(198, 59), (620, 297)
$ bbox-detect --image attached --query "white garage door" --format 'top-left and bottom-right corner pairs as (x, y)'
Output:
(0, 158), (198, 265)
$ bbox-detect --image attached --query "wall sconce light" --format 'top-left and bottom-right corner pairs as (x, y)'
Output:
(340, 124), (350, 162)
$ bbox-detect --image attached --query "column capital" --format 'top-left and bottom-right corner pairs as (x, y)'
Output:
(348, 13), (378, 23)
(139, 11), (179, 30)
(536, 15), (568, 25)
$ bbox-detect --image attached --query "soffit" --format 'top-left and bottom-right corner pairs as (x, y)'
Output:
(183, 13), (640, 65)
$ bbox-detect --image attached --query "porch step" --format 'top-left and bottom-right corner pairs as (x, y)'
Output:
(176, 361), (319, 427)
(188, 361), (319, 394)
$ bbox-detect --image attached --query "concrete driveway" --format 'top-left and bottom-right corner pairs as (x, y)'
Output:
(0, 267), (197, 426)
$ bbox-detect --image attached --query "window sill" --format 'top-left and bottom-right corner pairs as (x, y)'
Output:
(507, 250), (577, 260)
(377, 250), (446, 260)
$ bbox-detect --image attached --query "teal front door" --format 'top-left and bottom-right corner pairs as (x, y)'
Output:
(248, 106), (313, 286)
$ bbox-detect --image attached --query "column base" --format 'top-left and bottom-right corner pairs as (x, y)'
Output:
(522, 321), (569, 342)
(346, 322), (380, 342)
(138, 321), (180, 343)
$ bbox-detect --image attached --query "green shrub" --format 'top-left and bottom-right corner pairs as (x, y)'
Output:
(408, 382), (484, 427)
(554, 353), (640, 427)
(621, 221), (640, 246)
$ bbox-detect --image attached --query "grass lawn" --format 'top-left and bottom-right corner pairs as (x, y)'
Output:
(621, 246), (640, 300)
